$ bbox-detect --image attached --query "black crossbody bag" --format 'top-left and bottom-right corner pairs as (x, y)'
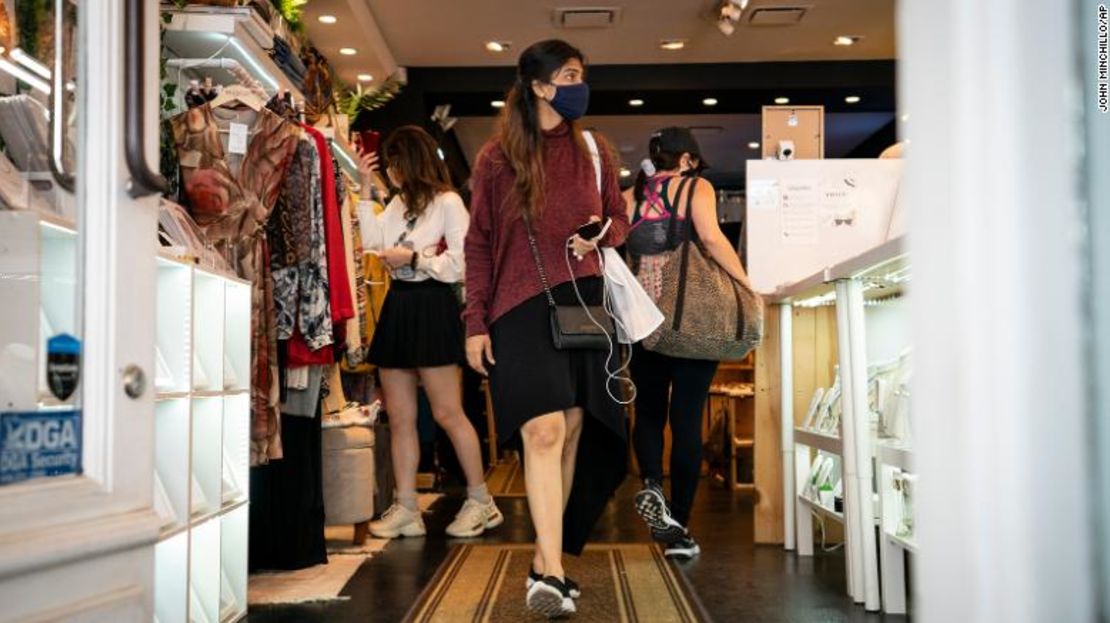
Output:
(523, 218), (615, 351)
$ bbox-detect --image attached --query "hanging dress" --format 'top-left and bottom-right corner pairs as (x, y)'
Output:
(172, 104), (300, 465)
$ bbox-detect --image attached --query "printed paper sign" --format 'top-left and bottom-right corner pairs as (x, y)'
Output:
(780, 181), (820, 245)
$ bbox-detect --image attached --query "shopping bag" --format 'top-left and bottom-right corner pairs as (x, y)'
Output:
(602, 247), (664, 344)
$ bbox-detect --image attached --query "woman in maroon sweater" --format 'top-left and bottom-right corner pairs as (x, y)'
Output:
(464, 40), (629, 618)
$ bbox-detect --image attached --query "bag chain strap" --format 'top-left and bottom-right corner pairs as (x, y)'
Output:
(522, 216), (558, 308)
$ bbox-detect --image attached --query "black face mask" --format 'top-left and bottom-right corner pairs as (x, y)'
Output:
(547, 82), (590, 121)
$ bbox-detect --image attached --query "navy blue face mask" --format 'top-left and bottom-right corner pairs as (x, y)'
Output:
(547, 82), (590, 121)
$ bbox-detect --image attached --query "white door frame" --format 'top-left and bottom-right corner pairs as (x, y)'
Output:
(900, 0), (1096, 621)
(0, 0), (161, 618)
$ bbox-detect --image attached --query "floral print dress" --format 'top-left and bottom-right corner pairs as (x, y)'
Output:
(172, 104), (300, 465)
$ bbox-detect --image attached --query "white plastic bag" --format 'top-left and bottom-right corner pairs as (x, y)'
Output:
(602, 248), (664, 344)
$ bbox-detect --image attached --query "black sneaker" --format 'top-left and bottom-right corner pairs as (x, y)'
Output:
(527, 567), (581, 599)
(664, 534), (701, 560)
(526, 576), (576, 618)
(634, 481), (687, 545)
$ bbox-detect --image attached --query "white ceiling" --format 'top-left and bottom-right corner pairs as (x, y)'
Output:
(303, 0), (896, 85)
(453, 112), (896, 183)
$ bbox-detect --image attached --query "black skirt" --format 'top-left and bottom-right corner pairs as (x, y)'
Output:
(368, 279), (466, 369)
(488, 277), (629, 555)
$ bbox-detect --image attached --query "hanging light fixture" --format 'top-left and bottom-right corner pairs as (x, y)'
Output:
(717, 0), (747, 37)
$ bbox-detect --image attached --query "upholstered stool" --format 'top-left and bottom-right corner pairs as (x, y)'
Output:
(322, 425), (376, 545)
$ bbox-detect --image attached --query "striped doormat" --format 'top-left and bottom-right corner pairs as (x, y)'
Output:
(403, 543), (708, 623)
(485, 455), (527, 498)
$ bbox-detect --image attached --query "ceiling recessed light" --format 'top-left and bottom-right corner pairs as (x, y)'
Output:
(748, 142), (760, 149)
(358, 74), (374, 82)
(660, 39), (686, 51)
(318, 15), (337, 24)
(485, 41), (510, 53)
(702, 97), (719, 106)
(491, 100), (505, 109)
(619, 168), (632, 178)
(845, 95), (861, 104)
(834, 36), (859, 46)
(339, 48), (357, 56)
(628, 99), (644, 107)
(775, 97), (790, 105)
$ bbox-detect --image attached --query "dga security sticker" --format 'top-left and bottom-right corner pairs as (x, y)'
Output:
(0, 410), (82, 485)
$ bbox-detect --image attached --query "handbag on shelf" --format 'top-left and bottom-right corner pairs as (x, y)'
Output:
(640, 175), (763, 361)
(523, 217), (615, 351)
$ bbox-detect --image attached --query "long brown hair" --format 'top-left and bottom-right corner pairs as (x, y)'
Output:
(498, 39), (589, 220)
(382, 125), (454, 219)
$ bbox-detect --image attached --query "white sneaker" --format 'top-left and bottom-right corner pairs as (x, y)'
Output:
(527, 577), (576, 618)
(369, 503), (427, 538)
(445, 498), (504, 538)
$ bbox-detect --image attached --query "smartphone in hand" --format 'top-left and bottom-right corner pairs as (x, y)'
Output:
(576, 218), (611, 241)
(356, 130), (381, 157)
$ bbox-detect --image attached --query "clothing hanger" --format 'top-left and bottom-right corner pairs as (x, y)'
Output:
(209, 84), (263, 112)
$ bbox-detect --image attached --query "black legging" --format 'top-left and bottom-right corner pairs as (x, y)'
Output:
(630, 345), (719, 527)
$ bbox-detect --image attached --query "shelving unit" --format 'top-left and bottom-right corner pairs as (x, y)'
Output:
(877, 439), (915, 614)
(705, 352), (756, 491)
(161, 6), (362, 181)
(771, 236), (911, 614)
(161, 5), (293, 97)
(154, 256), (250, 623)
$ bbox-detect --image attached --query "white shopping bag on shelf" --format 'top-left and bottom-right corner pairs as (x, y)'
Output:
(602, 248), (664, 344)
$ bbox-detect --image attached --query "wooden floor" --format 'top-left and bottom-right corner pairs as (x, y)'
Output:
(247, 479), (910, 622)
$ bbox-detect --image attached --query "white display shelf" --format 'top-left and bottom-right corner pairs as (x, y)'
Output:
(794, 428), (843, 455)
(878, 441), (914, 472)
(776, 234), (911, 614)
(191, 397), (224, 519)
(158, 257), (193, 395)
(156, 399), (191, 534)
(162, 6), (296, 98)
(155, 531), (189, 623)
(798, 494), (845, 524)
(154, 259), (251, 623)
(190, 516), (222, 623)
(769, 235), (908, 305)
(193, 270), (226, 392)
(222, 393), (249, 507)
(220, 505), (249, 623)
(223, 280), (250, 392)
(884, 530), (918, 554)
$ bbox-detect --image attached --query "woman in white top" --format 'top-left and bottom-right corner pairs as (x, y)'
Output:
(359, 126), (502, 539)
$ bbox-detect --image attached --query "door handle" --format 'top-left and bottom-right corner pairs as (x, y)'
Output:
(123, 0), (168, 198)
(47, 0), (74, 193)
(122, 364), (147, 399)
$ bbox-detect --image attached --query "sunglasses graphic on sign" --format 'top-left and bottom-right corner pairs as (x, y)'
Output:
(46, 334), (81, 402)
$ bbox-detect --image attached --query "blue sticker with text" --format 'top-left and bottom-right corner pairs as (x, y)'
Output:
(0, 410), (82, 485)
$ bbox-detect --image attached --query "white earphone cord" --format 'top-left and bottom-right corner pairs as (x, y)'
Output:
(564, 236), (637, 406)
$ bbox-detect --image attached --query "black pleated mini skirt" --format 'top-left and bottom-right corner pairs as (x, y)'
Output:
(368, 279), (466, 369)
(488, 276), (629, 555)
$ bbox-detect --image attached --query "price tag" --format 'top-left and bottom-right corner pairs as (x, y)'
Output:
(228, 123), (249, 155)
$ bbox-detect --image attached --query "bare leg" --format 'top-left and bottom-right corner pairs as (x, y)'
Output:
(522, 412), (567, 580)
(379, 368), (420, 504)
(419, 365), (486, 488)
(535, 408), (584, 574)
(562, 408), (584, 509)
